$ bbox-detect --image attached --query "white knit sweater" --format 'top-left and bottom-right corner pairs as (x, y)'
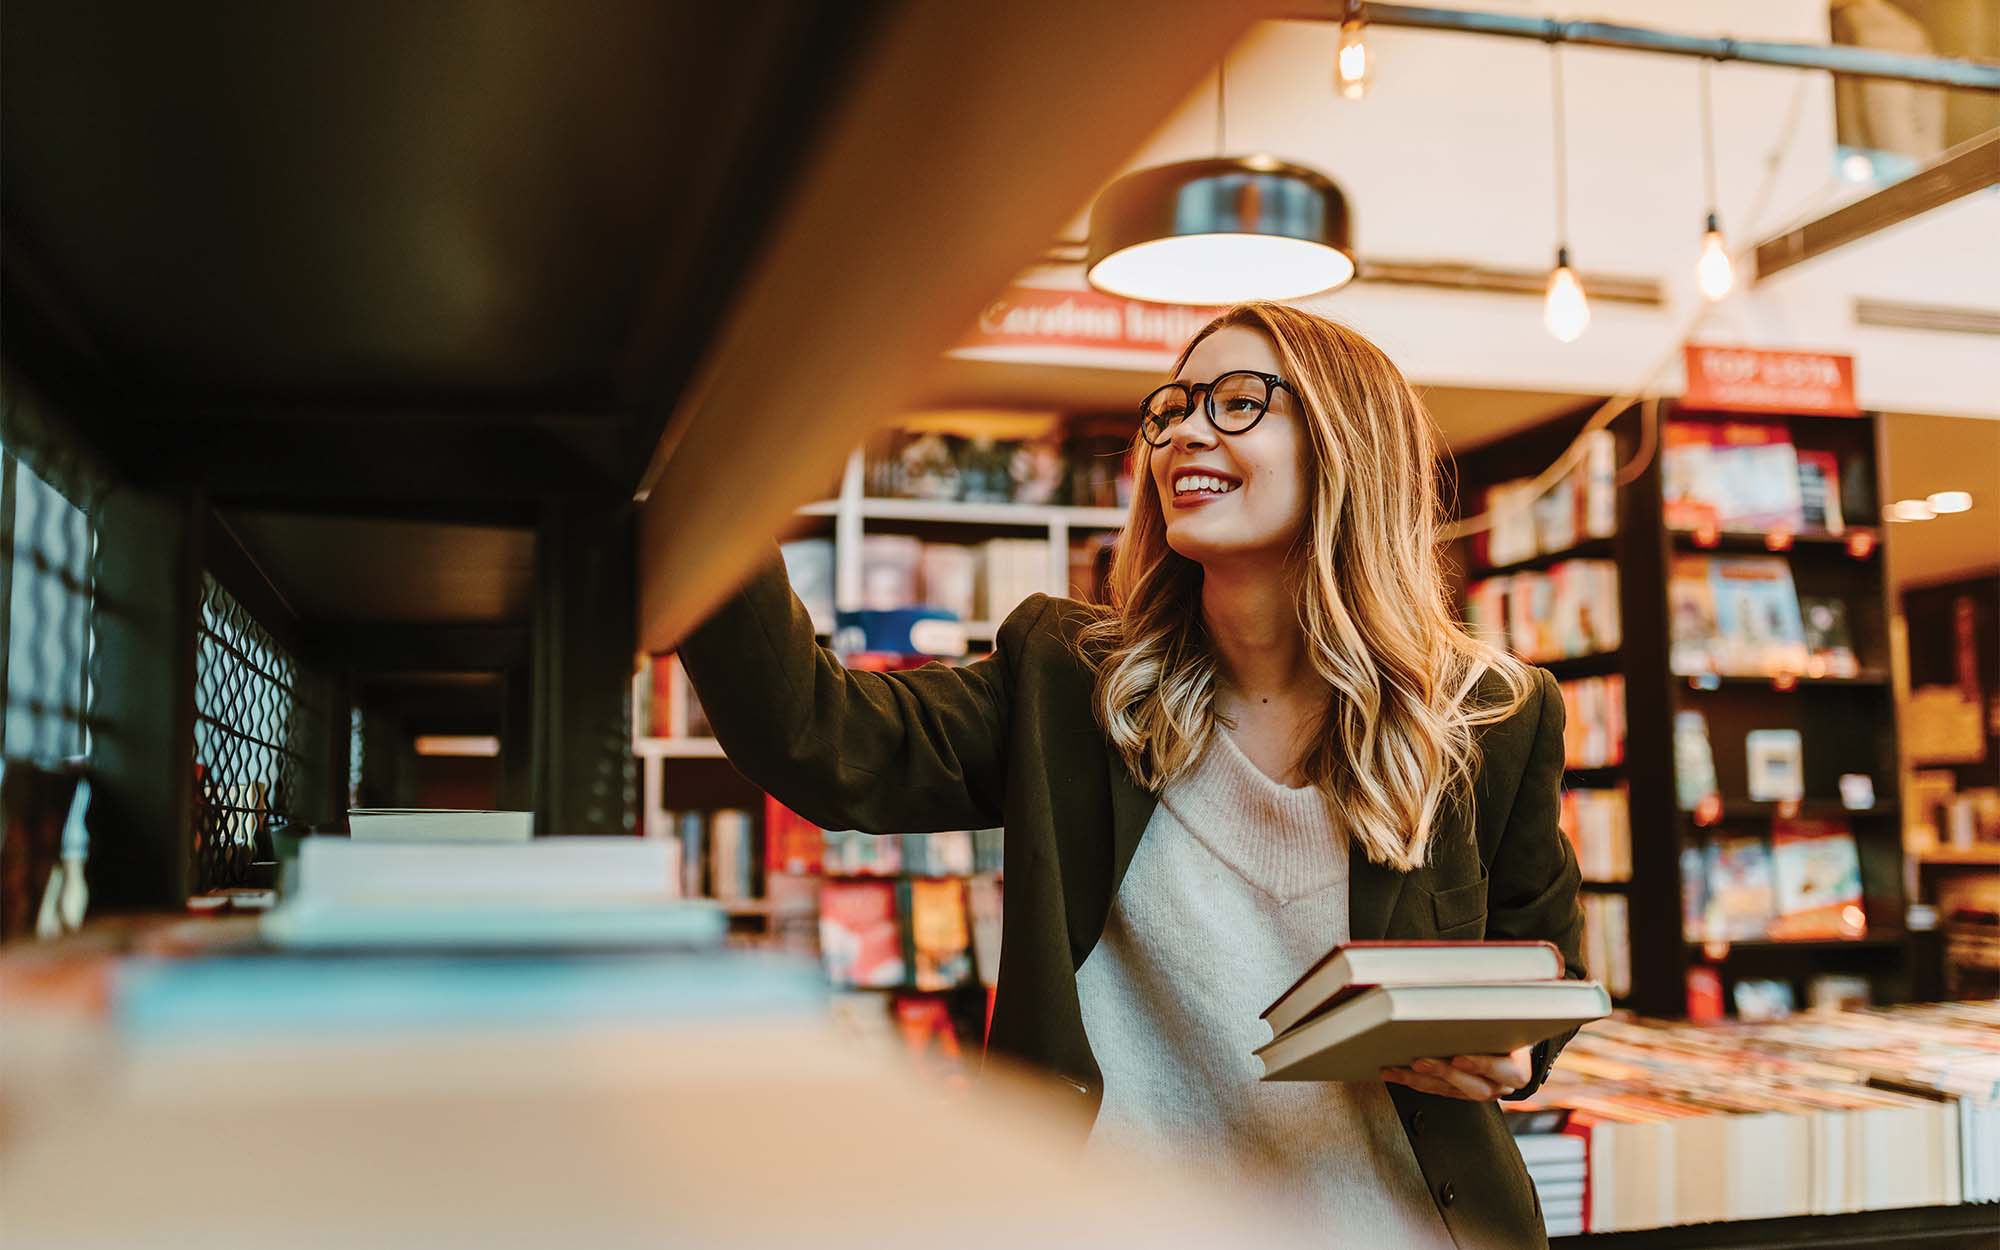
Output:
(1076, 730), (1456, 1245)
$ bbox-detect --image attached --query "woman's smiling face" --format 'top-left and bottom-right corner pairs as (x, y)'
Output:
(1147, 325), (1313, 567)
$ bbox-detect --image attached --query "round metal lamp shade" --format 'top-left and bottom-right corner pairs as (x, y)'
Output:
(1084, 156), (1355, 305)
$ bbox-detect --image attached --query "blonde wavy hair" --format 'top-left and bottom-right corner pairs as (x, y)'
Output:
(1081, 303), (1535, 871)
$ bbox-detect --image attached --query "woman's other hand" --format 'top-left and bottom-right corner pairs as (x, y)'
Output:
(1378, 1046), (1531, 1100)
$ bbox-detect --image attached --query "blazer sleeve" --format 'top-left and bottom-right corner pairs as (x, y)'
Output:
(677, 548), (1049, 835)
(1487, 668), (1589, 1102)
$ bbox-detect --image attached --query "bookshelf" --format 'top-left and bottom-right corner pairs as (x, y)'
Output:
(635, 424), (1127, 1054)
(1453, 402), (1909, 1019)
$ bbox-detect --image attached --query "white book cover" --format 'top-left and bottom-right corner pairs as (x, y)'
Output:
(298, 836), (676, 901)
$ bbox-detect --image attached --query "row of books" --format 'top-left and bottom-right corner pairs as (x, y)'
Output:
(1463, 559), (1622, 662)
(1560, 675), (1625, 769)
(820, 874), (1003, 992)
(1581, 892), (1633, 1000)
(822, 826), (1004, 878)
(862, 424), (1135, 509)
(633, 653), (712, 741)
(1561, 787), (1630, 882)
(1516, 1004), (1999, 1233)
(1668, 555), (1860, 678)
(1675, 710), (1856, 810)
(1472, 428), (1618, 569)
(1680, 819), (1867, 944)
(783, 533), (1117, 636)
(1505, 1113), (1589, 1238)
(1661, 419), (1854, 535)
(1686, 970), (1873, 1024)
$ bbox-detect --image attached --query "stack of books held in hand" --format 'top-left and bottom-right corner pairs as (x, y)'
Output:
(1255, 941), (1612, 1082)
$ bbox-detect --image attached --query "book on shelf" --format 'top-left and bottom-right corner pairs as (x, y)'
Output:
(347, 809), (533, 844)
(1260, 940), (1569, 1040)
(1672, 711), (1719, 811)
(636, 653), (712, 740)
(1661, 418), (1832, 535)
(708, 808), (758, 903)
(967, 873), (1004, 987)
(1669, 555), (1809, 677)
(1798, 596), (1860, 678)
(1767, 817), (1864, 939)
(1560, 675), (1625, 769)
(902, 829), (975, 877)
(860, 534), (924, 611)
(903, 877), (973, 992)
(1732, 977), (1796, 1021)
(918, 542), (980, 621)
(677, 810), (708, 899)
(823, 827), (902, 876)
(819, 879), (905, 988)
(1744, 728), (1805, 802)
(781, 538), (836, 631)
(1561, 788), (1630, 882)
(1581, 893), (1631, 999)
(1806, 972), (1871, 1011)
(763, 797), (824, 876)
(1795, 450), (1846, 535)
(1701, 835), (1778, 941)
(981, 537), (1051, 621)
(860, 422), (1133, 509)
(1466, 560), (1619, 663)
(1471, 428), (1617, 569)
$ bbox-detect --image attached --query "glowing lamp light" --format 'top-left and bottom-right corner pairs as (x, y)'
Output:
(1839, 904), (1868, 937)
(1335, 20), (1372, 100)
(1543, 249), (1590, 343)
(414, 735), (502, 758)
(1887, 498), (1937, 523)
(1927, 491), (1973, 514)
(1696, 218), (1734, 301)
(1085, 157), (1356, 305)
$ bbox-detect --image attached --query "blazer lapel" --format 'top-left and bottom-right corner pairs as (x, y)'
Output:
(1347, 849), (1408, 941)
(1107, 756), (1155, 903)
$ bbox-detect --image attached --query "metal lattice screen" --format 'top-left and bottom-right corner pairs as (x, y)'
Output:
(193, 573), (306, 889)
(1, 445), (95, 763)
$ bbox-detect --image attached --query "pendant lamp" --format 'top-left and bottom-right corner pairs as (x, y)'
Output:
(1085, 61), (1354, 305)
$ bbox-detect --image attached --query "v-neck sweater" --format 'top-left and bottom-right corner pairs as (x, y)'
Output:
(1075, 730), (1459, 1246)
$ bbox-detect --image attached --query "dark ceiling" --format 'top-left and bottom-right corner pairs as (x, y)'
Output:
(1, 0), (873, 514)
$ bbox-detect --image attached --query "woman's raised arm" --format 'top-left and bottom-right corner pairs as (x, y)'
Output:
(678, 549), (1049, 835)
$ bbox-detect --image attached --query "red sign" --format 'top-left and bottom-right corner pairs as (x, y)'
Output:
(1682, 345), (1859, 416)
(957, 285), (1221, 358)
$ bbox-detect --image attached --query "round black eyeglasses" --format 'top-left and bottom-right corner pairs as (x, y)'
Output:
(1138, 370), (1292, 448)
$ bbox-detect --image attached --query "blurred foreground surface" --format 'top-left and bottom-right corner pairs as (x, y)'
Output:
(0, 918), (1323, 1250)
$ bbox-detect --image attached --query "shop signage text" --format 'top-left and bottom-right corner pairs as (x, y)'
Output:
(1682, 345), (1859, 416)
(962, 286), (1222, 357)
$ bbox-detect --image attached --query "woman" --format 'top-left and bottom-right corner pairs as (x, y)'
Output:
(680, 303), (1586, 1249)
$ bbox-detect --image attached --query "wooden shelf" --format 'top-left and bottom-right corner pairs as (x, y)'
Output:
(1682, 801), (1897, 823)
(1686, 932), (1906, 954)
(1676, 671), (1890, 690)
(1468, 535), (1616, 577)
(1536, 652), (1623, 679)
(1669, 527), (1881, 556)
(800, 496), (1126, 529)
(1915, 845), (2000, 867)
(634, 736), (726, 759)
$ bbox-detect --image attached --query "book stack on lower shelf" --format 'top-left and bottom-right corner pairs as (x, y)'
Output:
(1513, 1003), (2000, 1237)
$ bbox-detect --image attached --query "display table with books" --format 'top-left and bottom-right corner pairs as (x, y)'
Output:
(1505, 1005), (1999, 1246)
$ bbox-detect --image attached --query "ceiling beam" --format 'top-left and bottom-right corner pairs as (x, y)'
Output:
(303, 623), (531, 673)
(1755, 132), (2000, 283)
(636, 0), (1289, 651)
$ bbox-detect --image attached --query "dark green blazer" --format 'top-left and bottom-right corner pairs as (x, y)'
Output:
(682, 555), (1589, 1250)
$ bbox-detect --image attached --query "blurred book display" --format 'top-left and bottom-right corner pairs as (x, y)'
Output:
(1471, 428), (1618, 568)
(1255, 941), (1610, 1081)
(1464, 560), (1621, 662)
(348, 809), (534, 843)
(1520, 1004), (2000, 1233)
(262, 836), (722, 951)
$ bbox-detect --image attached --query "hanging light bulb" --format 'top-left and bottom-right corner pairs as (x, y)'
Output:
(1335, 18), (1372, 100)
(1697, 212), (1734, 301)
(1693, 62), (1733, 302)
(1544, 247), (1590, 343)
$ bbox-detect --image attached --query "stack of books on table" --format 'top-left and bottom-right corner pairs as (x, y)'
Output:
(1253, 941), (1611, 1082)
(1504, 1108), (1588, 1238)
(263, 813), (724, 951)
(1518, 1004), (2000, 1234)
